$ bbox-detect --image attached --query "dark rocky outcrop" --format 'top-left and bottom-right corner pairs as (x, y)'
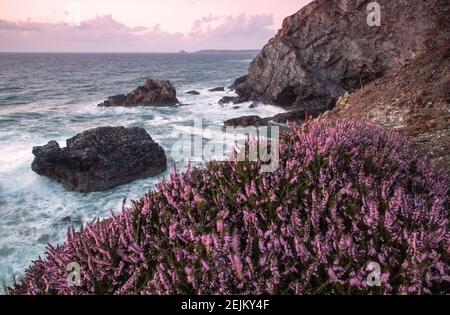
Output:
(219, 96), (240, 105)
(98, 80), (179, 107)
(186, 90), (200, 95)
(324, 41), (450, 169)
(224, 116), (269, 128)
(209, 87), (225, 92)
(234, 0), (450, 112)
(32, 127), (167, 193)
(228, 75), (248, 91)
(224, 109), (323, 128)
(272, 109), (323, 124)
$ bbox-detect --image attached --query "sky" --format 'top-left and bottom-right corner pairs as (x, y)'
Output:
(0, 0), (312, 52)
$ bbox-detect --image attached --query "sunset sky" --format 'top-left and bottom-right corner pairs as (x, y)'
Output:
(0, 0), (312, 52)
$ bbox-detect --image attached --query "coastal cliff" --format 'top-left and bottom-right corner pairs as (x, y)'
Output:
(6, 0), (450, 296)
(234, 0), (450, 111)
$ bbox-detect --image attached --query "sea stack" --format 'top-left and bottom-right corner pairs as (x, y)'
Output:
(98, 79), (179, 107)
(31, 127), (167, 193)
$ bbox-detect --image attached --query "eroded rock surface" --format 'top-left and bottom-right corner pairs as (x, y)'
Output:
(32, 127), (167, 192)
(98, 80), (179, 107)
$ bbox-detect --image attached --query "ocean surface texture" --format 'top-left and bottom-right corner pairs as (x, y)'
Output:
(0, 53), (285, 290)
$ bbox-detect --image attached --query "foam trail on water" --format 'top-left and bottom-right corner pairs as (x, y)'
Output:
(0, 52), (286, 292)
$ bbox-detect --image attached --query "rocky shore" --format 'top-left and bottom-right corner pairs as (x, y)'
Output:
(35, 0), (450, 194)
(12, 0), (450, 296)
(225, 0), (450, 168)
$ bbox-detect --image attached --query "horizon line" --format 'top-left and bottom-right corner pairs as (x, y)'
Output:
(0, 49), (261, 54)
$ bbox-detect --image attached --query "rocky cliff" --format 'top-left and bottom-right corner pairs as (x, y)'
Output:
(234, 0), (450, 111)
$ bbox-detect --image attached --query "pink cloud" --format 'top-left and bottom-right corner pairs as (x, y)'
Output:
(0, 0), (312, 33)
(0, 14), (277, 52)
(189, 14), (275, 49)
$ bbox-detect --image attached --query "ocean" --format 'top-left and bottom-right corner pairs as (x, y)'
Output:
(0, 52), (286, 291)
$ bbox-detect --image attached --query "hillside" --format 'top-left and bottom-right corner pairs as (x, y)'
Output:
(324, 41), (450, 169)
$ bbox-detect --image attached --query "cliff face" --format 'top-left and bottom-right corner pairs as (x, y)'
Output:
(235, 0), (450, 111)
(324, 41), (450, 169)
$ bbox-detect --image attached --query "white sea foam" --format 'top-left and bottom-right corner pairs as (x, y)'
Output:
(0, 52), (287, 292)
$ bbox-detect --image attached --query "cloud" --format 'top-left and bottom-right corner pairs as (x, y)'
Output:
(189, 14), (274, 49)
(0, 19), (43, 31)
(0, 14), (276, 52)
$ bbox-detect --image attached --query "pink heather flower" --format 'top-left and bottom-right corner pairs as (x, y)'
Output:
(184, 267), (195, 285)
(349, 277), (361, 287)
(232, 255), (244, 280)
(169, 223), (177, 240)
(8, 119), (450, 295)
(201, 235), (213, 251)
(201, 260), (210, 272)
(216, 220), (224, 234)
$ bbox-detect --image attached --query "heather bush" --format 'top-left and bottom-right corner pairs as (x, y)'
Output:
(9, 119), (449, 295)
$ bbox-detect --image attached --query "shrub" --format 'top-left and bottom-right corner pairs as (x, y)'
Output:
(9, 119), (449, 295)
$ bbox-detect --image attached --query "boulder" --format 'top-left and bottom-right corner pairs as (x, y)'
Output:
(272, 109), (323, 124)
(209, 87), (225, 92)
(186, 90), (200, 95)
(218, 96), (240, 105)
(234, 0), (450, 112)
(224, 116), (269, 128)
(98, 79), (179, 107)
(32, 127), (167, 193)
(223, 108), (323, 128)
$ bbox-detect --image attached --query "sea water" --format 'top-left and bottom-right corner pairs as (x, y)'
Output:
(0, 52), (285, 291)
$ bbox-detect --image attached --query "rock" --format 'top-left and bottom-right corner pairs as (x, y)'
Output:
(324, 41), (450, 169)
(31, 127), (167, 193)
(228, 75), (248, 90)
(224, 108), (324, 128)
(186, 90), (200, 95)
(32, 140), (61, 161)
(209, 87), (225, 92)
(102, 94), (127, 107)
(249, 102), (258, 109)
(224, 116), (269, 128)
(218, 96), (240, 105)
(61, 216), (72, 224)
(234, 0), (450, 112)
(98, 79), (179, 107)
(272, 109), (323, 124)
